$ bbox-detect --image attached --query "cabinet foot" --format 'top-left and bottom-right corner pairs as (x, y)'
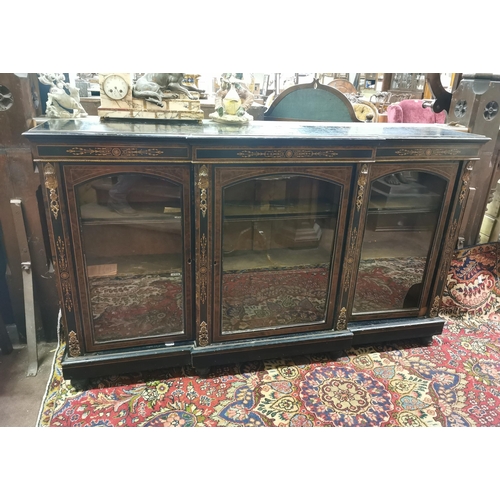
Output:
(420, 336), (434, 346)
(69, 378), (89, 391)
(195, 367), (210, 378)
(329, 350), (344, 361)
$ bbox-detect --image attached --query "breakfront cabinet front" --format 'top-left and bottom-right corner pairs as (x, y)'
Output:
(25, 118), (488, 380)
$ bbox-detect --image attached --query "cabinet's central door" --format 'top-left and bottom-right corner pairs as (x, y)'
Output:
(213, 167), (352, 341)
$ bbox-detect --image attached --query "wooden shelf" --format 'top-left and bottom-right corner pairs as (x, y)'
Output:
(85, 254), (183, 277)
(222, 247), (332, 272)
(80, 202), (182, 228)
(224, 202), (337, 221)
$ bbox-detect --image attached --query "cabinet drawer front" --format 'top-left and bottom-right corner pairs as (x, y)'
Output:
(194, 145), (374, 163)
(376, 146), (481, 161)
(37, 143), (190, 160)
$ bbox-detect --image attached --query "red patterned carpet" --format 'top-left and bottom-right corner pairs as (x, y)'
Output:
(222, 265), (329, 331)
(90, 273), (184, 341)
(38, 243), (500, 427)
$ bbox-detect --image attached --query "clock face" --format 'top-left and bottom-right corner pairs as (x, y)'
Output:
(102, 74), (129, 100)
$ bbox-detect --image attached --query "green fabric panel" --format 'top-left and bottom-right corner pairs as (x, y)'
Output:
(269, 89), (354, 122)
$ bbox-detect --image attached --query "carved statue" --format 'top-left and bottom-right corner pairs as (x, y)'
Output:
(38, 73), (88, 118)
(210, 73), (254, 124)
(132, 73), (204, 107)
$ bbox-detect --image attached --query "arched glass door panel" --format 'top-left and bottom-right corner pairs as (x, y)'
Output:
(75, 173), (185, 342)
(352, 170), (447, 314)
(221, 174), (341, 333)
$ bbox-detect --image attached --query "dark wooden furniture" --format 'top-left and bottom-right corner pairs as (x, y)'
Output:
(328, 79), (357, 95)
(25, 118), (488, 381)
(388, 73), (426, 100)
(356, 73), (379, 92)
(0, 73), (59, 342)
(446, 74), (500, 246)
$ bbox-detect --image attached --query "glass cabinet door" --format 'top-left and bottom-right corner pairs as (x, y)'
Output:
(216, 173), (345, 337)
(352, 169), (449, 316)
(71, 171), (191, 347)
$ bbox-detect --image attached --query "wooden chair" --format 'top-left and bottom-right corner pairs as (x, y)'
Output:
(328, 78), (357, 95)
(263, 79), (361, 122)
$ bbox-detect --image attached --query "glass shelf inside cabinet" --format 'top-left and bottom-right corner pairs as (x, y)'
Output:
(352, 170), (447, 315)
(221, 175), (340, 333)
(76, 174), (185, 343)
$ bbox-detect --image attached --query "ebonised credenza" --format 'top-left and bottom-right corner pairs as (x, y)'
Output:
(25, 118), (489, 381)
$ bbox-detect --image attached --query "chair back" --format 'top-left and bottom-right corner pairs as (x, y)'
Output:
(263, 80), (360, 122)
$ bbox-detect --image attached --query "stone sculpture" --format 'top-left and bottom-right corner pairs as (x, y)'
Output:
(38, 73), (88, 118)
(132, 73), (204, 107)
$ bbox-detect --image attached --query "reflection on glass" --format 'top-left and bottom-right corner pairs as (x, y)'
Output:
(221, 175), (340, 333)
(353, 170), (446, 314)
(76, 174), (184, 342)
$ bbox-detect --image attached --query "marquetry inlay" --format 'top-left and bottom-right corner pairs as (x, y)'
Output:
(198, 165), (209, 217)
(394, 147), (462, 157)
(459, 162), (474, 205)
(236, 149), (339, 159)
(337, 307), (347, 331)
(44, 163), (60, 220)
(56, 236), (73, 312)
(198, 321), (209, 347)
(68, 331), (81, 357)
(343, 228), (358, 292)
(356, 164), (369, 211)
(198, 234), (208, 304)
(66, 146), (164, 157)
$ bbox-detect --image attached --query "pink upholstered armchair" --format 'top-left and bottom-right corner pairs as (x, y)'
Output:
(387, 99), (447, 124)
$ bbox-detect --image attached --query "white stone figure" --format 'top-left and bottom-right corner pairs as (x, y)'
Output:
(38, 73), (88, 118)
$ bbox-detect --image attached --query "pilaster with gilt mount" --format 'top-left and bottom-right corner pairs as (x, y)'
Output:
(196, 165), (211, 347)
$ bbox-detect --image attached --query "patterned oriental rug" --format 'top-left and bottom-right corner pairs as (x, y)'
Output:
(354, 256), (427, 312)
(90, 274), (184, 341)
(222, 265), (330, 331)
(38, 243), (500, 426)
(89, 258), (424, 340)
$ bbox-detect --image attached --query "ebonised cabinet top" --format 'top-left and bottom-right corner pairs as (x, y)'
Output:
(25, 117), (489, 146)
